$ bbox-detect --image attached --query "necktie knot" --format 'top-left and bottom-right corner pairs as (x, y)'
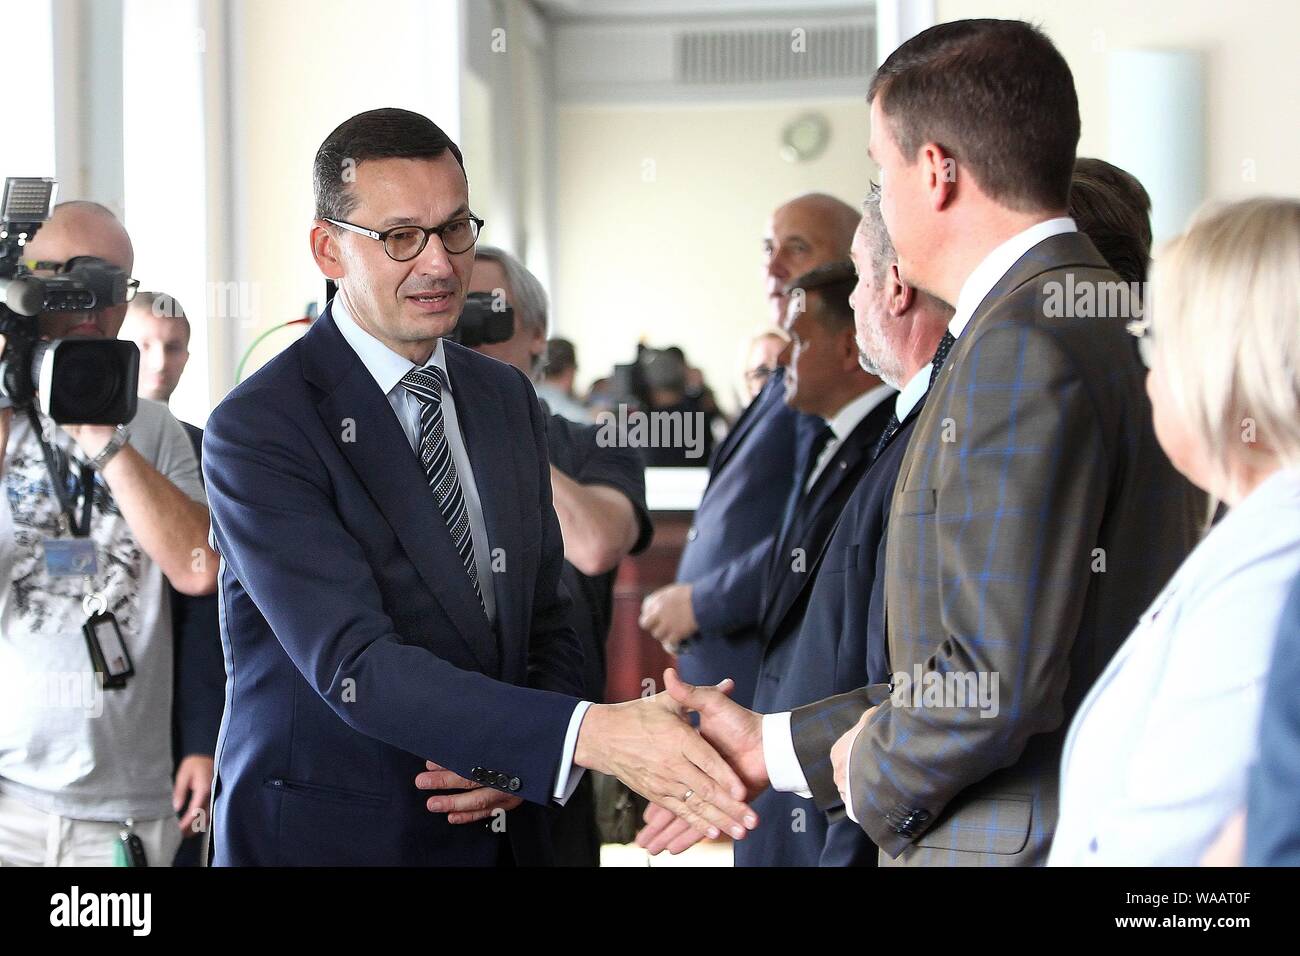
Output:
(400, 364), (447, 405)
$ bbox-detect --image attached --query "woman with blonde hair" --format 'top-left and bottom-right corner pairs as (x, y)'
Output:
(1049, 198), (1300, 865)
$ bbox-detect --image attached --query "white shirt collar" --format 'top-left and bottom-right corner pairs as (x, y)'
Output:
(893, 363), (931, 423)
(948, 217), (1077, 340)
(331, 293), (450, 396)
(824, 383), (895, 441)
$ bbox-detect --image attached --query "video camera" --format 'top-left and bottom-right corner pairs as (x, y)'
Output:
(320, 283), (514, 349)
(0, 177), (139, 424)
(450, 291), (513, 348)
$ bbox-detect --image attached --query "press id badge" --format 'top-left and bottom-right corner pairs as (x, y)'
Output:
(43, 538), (99, 577)
(82, 595), (133, 689)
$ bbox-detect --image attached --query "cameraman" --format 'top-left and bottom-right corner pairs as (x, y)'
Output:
(467, 246), (652, 864)
(0, 201), (217, 866)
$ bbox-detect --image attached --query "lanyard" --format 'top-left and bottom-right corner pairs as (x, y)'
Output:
(25, 406), (95, 538)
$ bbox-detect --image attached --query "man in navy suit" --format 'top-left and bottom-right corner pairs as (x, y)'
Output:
(202, 108), (754, 866)
(730, 259), (894, 865)
(640, 194), (861, 708)
(637, 193), (952, 862)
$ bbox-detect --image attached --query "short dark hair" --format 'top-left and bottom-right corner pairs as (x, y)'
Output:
(313, 107), (465, 220)
(787, 261), (856, 330)
(868, 19), (1079, 213)
(1070, 158), (1153, 285)
(542, 338), (576, 377)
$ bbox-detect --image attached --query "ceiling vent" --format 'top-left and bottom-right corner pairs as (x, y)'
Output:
(676, 25), (872, 85)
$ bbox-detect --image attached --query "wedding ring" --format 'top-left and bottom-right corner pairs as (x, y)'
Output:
(683, 788), (695, 801)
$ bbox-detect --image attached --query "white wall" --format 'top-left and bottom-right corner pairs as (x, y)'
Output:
(553, 97), (875, 415)
(935, 0), (1300, 203)
(226, 0), (461, 387)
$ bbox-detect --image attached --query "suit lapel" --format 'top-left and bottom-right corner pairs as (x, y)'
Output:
(759, 399), (892, 642)
(708, 369), (781, 481)
(304, 311), (499, 674)
(443, 342), (526, 671)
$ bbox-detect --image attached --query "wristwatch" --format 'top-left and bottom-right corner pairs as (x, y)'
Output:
(90, 425), (131, 470)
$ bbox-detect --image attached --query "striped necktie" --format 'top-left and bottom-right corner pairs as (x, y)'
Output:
(399, 364), (484, 612)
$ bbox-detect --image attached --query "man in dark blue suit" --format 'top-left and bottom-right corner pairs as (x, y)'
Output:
(735, 192), (954, 866)
(203, 108), (754, 866)
(637, 193), (953, 863)
(732, 258), (894, 866)
(640, 194), (861, 708)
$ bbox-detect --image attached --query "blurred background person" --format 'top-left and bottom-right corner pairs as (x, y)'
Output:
(1069, 157), (1152, 287)
(739, 330), (789, 407)
(640, 192), (858, 709)
(120, 292), (225, 867)
(1050, 197), (1300, 865)
(536, 337), (590, 424)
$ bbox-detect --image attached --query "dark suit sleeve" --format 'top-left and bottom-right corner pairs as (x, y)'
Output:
(517, 371), (588, 699)
(203, 390), (581, 808)
(848, 323), (1110, 856)
(173, 588), (224, 758)
(172, 424), (225, 760)
(689, 533), (773, 636)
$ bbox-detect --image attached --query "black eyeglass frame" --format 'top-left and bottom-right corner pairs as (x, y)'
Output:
(323, 215), (485, 261)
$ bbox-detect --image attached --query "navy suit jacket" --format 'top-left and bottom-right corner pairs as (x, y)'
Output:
(203, 308), (586, 866)
(172, 422), (225, 765)
(738, 399), (906, 868)
(675, 369), (821, 707)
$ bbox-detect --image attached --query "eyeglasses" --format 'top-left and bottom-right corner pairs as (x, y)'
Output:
(324, 215), (484, 261)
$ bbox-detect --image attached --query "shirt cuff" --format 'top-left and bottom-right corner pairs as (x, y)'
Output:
(843, 720), (868, 824)
(552, 700), (592, 804)
(762, 711), (811, 798)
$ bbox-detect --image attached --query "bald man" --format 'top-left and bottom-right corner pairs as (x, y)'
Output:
(641, 192), (860, 708)
(0, 202), (219, 867)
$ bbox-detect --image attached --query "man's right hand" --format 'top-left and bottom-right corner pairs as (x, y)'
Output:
(636, 669), (771, 855)
(574, 670), (759, 841)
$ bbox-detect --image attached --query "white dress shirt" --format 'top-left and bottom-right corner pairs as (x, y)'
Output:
(763, 217), (1081, 814)
(946, 216), (1077, 341)
(804, 383), (896, 490)
(332, 294), (587, 803)
(1049, 468), (1300, 865)
(892, 363), (930, 424)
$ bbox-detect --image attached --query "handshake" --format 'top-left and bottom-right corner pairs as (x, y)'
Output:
(413, 668), (806, 848)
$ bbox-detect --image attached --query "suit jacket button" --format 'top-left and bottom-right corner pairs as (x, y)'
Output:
(687, 527), (698, 542)
(508, 777), (521, 792)
(470, 767), (487, 783)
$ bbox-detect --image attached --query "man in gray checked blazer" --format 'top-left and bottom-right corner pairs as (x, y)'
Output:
(784, 20), (1204, 866)
(635, 19), (1204, 867)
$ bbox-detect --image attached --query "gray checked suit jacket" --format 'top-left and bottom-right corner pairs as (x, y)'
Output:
(791, 231), (1204, 866)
